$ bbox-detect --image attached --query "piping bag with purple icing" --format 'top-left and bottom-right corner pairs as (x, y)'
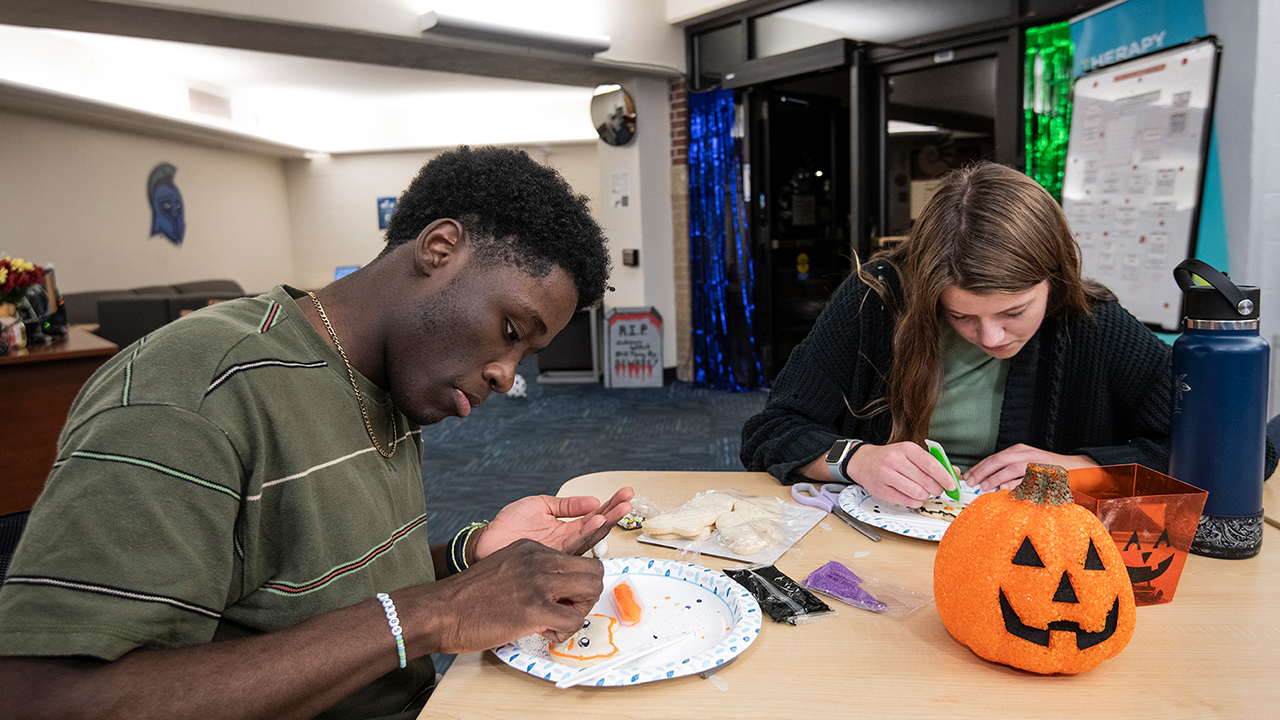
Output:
(801, 559), (934, 617)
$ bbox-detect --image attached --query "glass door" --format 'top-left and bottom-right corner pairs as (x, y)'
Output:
(874, 37), (1021, 244)
(749, 87), (849, 376)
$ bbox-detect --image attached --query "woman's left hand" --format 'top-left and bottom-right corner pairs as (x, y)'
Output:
(964, 444), (1097, 492)
(474, 487), (635, 560)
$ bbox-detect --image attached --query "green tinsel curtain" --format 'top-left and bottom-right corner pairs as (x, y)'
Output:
(1024, 21), (1074, 202)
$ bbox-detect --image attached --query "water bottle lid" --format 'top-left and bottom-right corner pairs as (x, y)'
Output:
(1174, 258), (1261, 320)
(1183, 285), (1260, 320)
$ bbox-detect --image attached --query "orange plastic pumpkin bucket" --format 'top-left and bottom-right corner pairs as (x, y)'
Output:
(1068, 465), (1207, 606)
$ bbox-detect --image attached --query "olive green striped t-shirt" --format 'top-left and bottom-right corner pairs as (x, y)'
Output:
(0, 285), (435, 719)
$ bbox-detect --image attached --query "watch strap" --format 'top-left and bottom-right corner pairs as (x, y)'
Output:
(840, 440), (864, 481)
(827, 439), (864, 482)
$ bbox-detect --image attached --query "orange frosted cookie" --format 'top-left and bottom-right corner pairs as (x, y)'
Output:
(548, 614), (620, 668)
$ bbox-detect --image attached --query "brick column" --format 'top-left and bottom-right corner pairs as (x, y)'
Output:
(670, 79), (693, 381)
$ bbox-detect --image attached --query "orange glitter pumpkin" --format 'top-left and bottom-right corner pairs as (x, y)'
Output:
(934, 463), (1136, 674)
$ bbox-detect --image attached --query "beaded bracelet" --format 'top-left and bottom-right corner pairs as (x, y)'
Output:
(447, 521), (489, 576)
(375, 592), (407, 669)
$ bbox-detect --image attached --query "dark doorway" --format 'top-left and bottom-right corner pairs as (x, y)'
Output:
(748, 73), (852, 377)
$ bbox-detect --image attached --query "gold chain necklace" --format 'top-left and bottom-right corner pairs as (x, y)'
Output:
(307, 292), (398, 458)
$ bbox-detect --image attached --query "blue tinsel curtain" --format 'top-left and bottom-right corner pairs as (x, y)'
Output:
(688, 89), (763, 391)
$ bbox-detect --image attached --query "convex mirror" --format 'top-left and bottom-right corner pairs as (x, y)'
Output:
(591, 84), (636, 146)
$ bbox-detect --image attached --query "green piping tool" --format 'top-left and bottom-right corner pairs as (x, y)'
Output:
(926, 439), (961, 501)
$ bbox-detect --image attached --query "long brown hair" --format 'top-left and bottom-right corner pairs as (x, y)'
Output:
(862, 162), (1113, 445)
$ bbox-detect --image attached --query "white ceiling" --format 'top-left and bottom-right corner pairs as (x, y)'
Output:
(0, 0), (686, 154)
(759, 0), (1011, 45)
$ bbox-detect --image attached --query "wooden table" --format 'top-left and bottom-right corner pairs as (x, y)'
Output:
(0, 326), (117, 514)
(421, 470), (1280, 720)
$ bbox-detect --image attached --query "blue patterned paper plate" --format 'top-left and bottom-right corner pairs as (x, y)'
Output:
(492, 557), (761, 687)
(837, 483), (991, 542)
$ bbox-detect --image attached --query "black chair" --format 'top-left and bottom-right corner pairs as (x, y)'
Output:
(95, 296), (175, 347)
(0, 510), (30, 580)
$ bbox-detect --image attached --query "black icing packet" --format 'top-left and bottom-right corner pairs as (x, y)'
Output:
(724, 564), (833, 625)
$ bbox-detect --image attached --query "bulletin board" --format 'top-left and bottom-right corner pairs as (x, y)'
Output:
(1060, 37), (1220, 332)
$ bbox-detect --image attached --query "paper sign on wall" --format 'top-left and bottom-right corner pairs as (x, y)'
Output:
(611, 173), (630, 208)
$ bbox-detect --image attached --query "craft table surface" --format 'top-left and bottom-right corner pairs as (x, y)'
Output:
(419, 470), (1280, 720)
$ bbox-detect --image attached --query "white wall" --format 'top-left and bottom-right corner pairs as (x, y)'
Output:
(0, 109), (294, 294)
(596, 76), (678, 369)
(1198, 0), (1280, 413)
(1238, 0), (1280, 413)
(1203, 0), (1258, 273)
(282, 143), (602, 290)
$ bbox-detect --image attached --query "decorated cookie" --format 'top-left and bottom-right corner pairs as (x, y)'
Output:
(919, 496), (964, 521)
(548, 614), (620, 668)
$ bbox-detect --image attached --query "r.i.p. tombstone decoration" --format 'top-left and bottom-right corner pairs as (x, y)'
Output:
(604, 307), (663, 388)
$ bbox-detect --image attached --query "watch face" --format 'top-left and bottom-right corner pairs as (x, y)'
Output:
(825, 440), (849, 464)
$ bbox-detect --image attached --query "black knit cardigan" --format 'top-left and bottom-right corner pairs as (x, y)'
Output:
(741, 260), (1278, 484)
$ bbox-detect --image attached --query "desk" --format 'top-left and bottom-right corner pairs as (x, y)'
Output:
(422, 470), (1280, 720)
(0, 327), (117, 514)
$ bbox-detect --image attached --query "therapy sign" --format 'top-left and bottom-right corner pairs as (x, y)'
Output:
(1070, 0), (1206, 77)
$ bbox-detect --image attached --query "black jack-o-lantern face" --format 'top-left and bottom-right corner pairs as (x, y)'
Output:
(1000, 536), (1122, 650)
(1121, 529), (1174, 584)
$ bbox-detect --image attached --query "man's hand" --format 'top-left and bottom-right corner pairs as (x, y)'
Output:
(474, 487), (634, 560)
(841, 442), (956, 508)
(423, 539), (606, 652)
(964, 444), (1096, 491)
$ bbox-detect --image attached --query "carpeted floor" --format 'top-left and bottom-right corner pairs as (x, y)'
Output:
(421, 357), (769, 545)
(420, 357), (769, 675)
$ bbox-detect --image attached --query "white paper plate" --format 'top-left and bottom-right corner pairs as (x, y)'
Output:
(636, 502), (827, 564)
(492, 557), (761, 687)
(837, 483), (991, 542)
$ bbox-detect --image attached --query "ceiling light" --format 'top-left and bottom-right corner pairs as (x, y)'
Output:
(419, 11), (610, 56)
(888, 120), (941, 133)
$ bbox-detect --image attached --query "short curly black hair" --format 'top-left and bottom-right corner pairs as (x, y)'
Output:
(382, 146), (611, 310)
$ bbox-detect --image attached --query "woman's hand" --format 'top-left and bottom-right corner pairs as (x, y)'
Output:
(832, 442), (956, 508)
(964, 444), (1096, 491)
(473, 487), (634, 560)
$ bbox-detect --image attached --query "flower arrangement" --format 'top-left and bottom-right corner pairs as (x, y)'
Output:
(0, 256), (45, 310)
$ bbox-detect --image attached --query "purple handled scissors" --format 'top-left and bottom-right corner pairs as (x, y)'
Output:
(790, 482), (845, 512)
(791, 483), (881, 542)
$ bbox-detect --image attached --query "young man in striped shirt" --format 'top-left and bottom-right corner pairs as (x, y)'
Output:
(0, 146), (631, 719)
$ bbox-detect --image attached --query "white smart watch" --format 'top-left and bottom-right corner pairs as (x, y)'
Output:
(825, 439), (864, 482)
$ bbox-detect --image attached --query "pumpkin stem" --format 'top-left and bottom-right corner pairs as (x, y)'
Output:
(1010, 463), (1073, 506)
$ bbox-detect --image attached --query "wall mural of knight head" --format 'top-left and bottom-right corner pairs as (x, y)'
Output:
(148, 162), (185, 246)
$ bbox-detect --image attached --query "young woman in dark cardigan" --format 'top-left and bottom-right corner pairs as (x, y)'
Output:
(742, 162), (1277, 508)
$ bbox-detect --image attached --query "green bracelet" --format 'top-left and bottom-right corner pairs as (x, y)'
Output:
(447, 521), (488, 575)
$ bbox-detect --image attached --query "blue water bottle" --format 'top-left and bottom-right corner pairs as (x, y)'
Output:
(1169, 259), (1268, 559)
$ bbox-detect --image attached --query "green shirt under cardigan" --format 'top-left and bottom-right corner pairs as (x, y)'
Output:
(0, 286), (434, 719)
(929, 322), (1010, 470)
